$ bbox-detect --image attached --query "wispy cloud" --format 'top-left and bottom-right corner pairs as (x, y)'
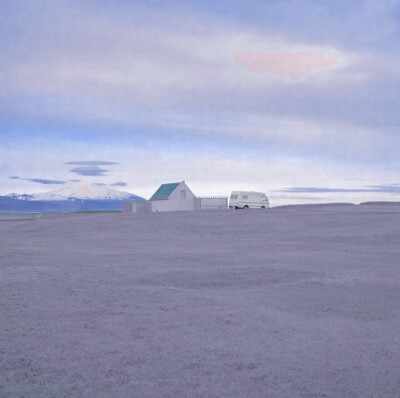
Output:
(8, 176), (66, 185)
(282, 187), (367, 193)
(69, 166), (108, 176)
(111, 182), (127, 187)
(366, 184), (400, 194)
(281, 184), (400, 194)
(29, 178), (65, 185)
(233, 51), (339, 79)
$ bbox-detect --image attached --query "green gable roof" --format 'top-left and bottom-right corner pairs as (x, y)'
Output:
(149, 182), (179, 201)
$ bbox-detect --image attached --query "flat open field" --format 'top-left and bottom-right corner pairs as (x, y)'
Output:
(1, 204), (400, 398)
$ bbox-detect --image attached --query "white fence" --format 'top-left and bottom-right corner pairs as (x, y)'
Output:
(123, 201), (152, 213)
(195, 197), (228, 210)
(123, 196), (228, 213)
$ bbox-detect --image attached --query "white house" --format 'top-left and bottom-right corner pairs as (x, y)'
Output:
(149, 181), (196, 212)
(122, 181), (228, 213)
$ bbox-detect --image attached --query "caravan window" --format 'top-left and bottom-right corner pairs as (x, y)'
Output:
(242, 195), (248, 199)
(230, 194), (238, 199)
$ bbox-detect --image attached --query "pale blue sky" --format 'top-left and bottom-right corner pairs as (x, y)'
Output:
(1, 0), (399, 204)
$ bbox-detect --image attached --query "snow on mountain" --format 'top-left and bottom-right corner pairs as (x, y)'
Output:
(31, 184), (141, 201)
(5, 193), (34, 200)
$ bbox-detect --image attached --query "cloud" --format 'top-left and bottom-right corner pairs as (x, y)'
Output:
(65, 161), (118, 165)
(4, 0), (394, 157)
(8, 176), (66, 185)
(281, 183), (400, 194)
(69, 166), (108, 176)
(66, 162), (118, 177)
(366, 183), (400, 194)
(29, 178), (66, 185)
(0, 1), (356, 106)
(92, 182), (106, 186)
(1, 1), (399, 205)
(111, 182), (127, 187)
(282, 187), (366, 193)
(3, 0), (392, 166)
(233, 51), (339, 79)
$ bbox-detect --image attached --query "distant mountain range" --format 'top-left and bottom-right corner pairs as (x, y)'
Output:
(0, 184), (146, 213)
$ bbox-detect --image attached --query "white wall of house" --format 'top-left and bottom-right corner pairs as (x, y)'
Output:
(150, 181), (196, 212)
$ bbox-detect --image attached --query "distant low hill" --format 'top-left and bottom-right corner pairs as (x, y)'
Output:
(0, 184), (146, 213)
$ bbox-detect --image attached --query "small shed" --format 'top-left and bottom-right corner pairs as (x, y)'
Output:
(149, 181), (196, 212)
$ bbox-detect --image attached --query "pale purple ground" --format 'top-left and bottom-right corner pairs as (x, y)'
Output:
(1, 204), (400, 398)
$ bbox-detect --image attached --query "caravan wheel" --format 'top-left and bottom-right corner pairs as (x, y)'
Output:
(244, 205), (249, 209)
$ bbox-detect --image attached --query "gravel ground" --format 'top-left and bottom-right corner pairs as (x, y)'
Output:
(1, 204), (400, 398)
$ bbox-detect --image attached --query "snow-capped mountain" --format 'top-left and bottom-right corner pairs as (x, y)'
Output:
(31, 184), (139, 201)
(5, 193), (34, 200)
(0, 184), (145, 213)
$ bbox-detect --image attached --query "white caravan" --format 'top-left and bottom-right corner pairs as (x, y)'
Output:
(229, 191), (269, 209)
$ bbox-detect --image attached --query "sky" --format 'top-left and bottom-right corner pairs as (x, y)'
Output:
(1, 0), (400, 205)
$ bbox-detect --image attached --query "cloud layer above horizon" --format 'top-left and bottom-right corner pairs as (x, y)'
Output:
(1, 0), (399, 204)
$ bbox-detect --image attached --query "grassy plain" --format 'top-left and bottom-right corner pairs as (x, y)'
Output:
(1, 204), (399, 397)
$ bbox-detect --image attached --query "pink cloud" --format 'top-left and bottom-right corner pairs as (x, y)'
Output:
(233, 51), (338, 79)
